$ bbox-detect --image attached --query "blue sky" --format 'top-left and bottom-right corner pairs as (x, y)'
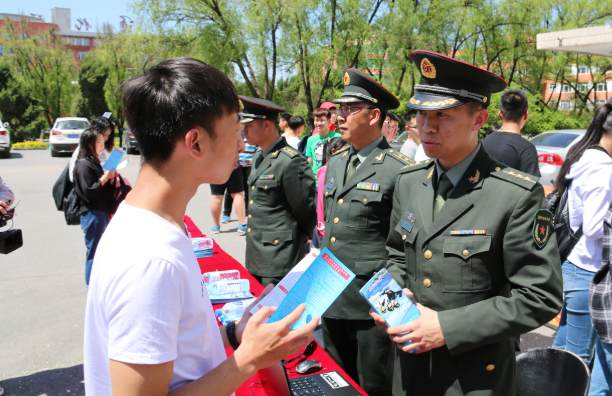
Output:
(6, 1), (135, 32)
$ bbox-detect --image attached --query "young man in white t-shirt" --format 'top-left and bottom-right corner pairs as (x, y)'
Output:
(84, 57), (318, 396)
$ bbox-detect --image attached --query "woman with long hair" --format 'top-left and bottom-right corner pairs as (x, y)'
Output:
(74, 124), (116, 286)
(552, 101), (612, 367)
(100, 122), (115, 166)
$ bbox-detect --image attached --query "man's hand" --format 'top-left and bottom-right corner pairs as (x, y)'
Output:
(369, 288), (414, 330)
(0, 201), (7, 215)
(234, 303), (318, 373)
(235, 283), (274, 343)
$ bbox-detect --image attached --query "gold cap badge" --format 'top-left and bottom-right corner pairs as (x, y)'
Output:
(344, 72), (350, 86)
(420, 58), (436, 79)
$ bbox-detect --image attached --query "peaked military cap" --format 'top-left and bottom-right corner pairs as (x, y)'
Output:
(407, 50), (507, 111)
(239, 96), (286, 123)
(332, 68), (400, 112)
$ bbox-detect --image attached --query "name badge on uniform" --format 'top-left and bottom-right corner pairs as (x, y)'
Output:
(325, 183), (334, 189)
(450, 230), (487, 235)
(356, 182), (380, 191)
(401, 221), (413, 233)
(259, 175), (274, 180)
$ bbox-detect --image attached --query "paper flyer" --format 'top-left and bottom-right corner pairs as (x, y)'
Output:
(360, 269), (420, 343)
(103, 148), (125, 171)
(265, 248), (355, 329)
(116, 157), (131, 170)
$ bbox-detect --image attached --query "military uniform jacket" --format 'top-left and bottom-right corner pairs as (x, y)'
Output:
(245, 138), (316, 277)
(386, 146), (563, 396)
(322, 138), (413, 320)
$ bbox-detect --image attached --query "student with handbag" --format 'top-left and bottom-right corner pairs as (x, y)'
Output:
(74, 125), (116, 286)
(552, 101), (612, 365)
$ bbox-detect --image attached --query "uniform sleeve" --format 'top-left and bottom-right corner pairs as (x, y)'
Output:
(520, 144), (541, 178)
(386, 175), (409, 288)
(283, 157), (317, 238)
(438, 184), (563, 356)
(106, 258), (181, 364)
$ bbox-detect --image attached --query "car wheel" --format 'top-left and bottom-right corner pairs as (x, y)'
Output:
(51, 149), (58, 157)
(3, 150), (10, 159)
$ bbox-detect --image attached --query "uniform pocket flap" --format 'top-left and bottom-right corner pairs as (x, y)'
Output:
(350, 191), (383, 205)
(354, 259), (387, 276)
(394, 219), (419, 245)
(257, 180), (278, 189)
(262, 231), (292, 245)
(443, 235), (491, 259)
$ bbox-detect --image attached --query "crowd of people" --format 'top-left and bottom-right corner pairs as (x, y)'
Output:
(3, 48), (609, 396)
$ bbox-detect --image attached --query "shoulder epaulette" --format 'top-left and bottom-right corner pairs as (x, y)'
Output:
(490, 166), (540, 190)
(398, 159), (435, 174)
(332, 146), (350, 157)
(279, 146), (300, 158)
(385, 149), (414, 165)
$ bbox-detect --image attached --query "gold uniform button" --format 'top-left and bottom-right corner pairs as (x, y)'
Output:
(325, 192), (329, 196)
(423, 279), (432, 288)
(251, 186), (255, 190)
(486, 364), (495, 371)
(463, 249), (469, 257)
(372, 271), (377, 276)
(249, 200), (253, 205)
(495, 167), (501, 171)
(402, 235), (407, 241)
(248, 214), (252, 219)
(264, 185), (268, 190)
(389, 150), (394, 152)
(274, 240), (279, 245)
(334, 218), (339, 224)
(247, 228), (251, 233)
(363, 198), (368, 203)
(424, 250), (433, 259)
(331, 237), (336, 243)
(338, 199), (344, 205)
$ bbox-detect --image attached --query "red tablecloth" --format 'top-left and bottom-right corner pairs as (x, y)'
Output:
(184, 216), (368, 396)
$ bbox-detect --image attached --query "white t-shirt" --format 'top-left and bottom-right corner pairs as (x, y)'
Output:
(413, 144), (430, 162)
(84, 202), (227, 396)
(281, 132), (301, 150)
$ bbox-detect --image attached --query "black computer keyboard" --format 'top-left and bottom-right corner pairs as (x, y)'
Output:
(290, 376), (327, 396)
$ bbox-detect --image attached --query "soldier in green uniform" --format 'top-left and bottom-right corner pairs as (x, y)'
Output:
(320, 68), (413, 396)
(370, 51), (563, 396)
(240, 96), (317, 287)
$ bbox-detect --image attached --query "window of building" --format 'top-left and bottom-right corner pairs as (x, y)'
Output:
(77, 52), (88, 61)
(559, 100), (574, 110)
(93, 39), (101, 47)
(578, 83), (588, 93)
(64, 37), (91, 46)
(562, 84), (571, 93)
(549, 83), (556, 93)
(578, 65), (590, 74)
(596, 83), (606, 92)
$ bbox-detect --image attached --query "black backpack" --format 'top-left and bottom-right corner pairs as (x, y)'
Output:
(52, 161), (82, 226)
(546, 180), (583, 263)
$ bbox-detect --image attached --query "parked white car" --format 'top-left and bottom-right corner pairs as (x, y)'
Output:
(529, 129), (587, 186)
(0, 118), (10, 159)
(49, 117), (89, 157)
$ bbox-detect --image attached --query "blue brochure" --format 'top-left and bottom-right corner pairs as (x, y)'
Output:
(103, 148), (125, 171)
(265, 248), (355, 329)
(360, 269), (420, 343)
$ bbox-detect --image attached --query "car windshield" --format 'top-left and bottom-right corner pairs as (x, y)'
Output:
(530, 132), (580, 148)
(56, 120), (89, 130)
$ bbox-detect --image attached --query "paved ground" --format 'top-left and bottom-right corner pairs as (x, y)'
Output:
(0, 149), (555, 395)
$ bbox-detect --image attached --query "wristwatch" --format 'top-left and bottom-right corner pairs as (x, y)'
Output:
(226, 321), (240, 351)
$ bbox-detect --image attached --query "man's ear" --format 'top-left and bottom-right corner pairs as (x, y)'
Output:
(498, 110), (503, 121)
(524, 110), (529, 121)
(184, 127), (209, 160)
(473, 108), (490, 132)
(369, 108), (382, 127)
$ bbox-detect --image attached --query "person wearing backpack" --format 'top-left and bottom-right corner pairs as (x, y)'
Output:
(551, 102), (612, 365)
(74, 126), (116, 286)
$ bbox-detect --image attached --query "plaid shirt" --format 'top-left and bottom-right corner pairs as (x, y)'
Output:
(590, 202), (612, 343)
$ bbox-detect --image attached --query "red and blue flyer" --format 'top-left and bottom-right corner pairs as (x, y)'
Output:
(265, 248), (355, 329)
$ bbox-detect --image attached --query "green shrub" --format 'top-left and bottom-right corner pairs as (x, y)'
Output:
(12, 141), (48, 148)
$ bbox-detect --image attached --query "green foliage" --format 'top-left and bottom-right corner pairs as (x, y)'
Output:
(12, 141), (48, 148)
(76, 54), (110, 120)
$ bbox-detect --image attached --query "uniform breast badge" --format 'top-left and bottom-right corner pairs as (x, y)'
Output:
(259, 175), (274, 180)
(356, 182), (380, 191)
(407, 213), (416, 223)
(468, 169), (480, 184)
(450, 230), (487, 235)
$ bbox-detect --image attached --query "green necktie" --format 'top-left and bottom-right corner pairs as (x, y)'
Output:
(345, 155), (360, 183)
(433, 173), (453, 221)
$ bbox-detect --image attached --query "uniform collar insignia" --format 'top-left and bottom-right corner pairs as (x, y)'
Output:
(468, 169), (480, 184)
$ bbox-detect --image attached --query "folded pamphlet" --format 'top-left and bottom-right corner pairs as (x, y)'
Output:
(116, 157), (131, 170)
(250, 248), (355, 329)
(103, 148), (125, 171)
(192, 237), (214, 258)
(360, 269), (420, 345)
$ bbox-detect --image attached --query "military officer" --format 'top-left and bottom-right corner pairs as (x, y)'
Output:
(370, 51), (563, 396)
(320, 68), (413, 396)
(240, 96), (316, 287)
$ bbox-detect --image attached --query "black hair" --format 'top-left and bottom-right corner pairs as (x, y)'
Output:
(103, 121), (115, 152)
(288, 116), (305, 130)
(322, 137), (348, 166)
(280, 113), (292, 123)
(313, 108), (331, 119)
(387, 112), (399, 122)
(123, 57), (239, 165)
(499, 89), (528, 123)
(79, 126), (106, 164)
(554, 100), (612, 190)
(404, 110), (417, 124)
